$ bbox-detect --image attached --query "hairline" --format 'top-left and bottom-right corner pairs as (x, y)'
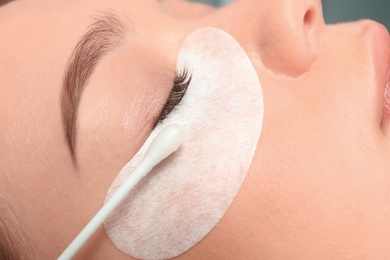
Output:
(0, 190), (31, 259)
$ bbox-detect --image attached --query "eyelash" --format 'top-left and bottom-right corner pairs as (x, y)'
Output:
(156, 68), (192, 124)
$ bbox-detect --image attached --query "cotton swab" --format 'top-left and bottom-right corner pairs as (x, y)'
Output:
(58, 124), (185, 260)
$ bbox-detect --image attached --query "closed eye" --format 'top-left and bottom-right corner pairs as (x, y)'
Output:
(156, 68), (192, 124)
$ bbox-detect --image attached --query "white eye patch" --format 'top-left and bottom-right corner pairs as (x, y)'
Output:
(104, 27), (264, 260)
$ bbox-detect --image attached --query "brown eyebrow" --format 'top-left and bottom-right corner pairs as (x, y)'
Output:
(61, 11), (127, 164)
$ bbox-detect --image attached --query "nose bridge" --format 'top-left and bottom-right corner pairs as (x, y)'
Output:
(208, 0), (325, 76)
(161, 0), (217, 19)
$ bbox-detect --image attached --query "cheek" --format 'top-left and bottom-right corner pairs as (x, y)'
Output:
(222, 98), (390, 257)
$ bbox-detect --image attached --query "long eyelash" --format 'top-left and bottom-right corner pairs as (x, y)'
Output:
(156, 69), (192, 124)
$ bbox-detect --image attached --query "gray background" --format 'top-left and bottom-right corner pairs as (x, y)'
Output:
(191, 0), (390, 30)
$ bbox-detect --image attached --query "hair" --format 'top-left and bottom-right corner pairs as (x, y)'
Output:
(1, 1), (24, 254)
(0, 0), (13, 7)
(0, 0), (26, 254)
(0, 219), (21, 260)
(0, 191), (28, 260)
(0, 0), (18, 254)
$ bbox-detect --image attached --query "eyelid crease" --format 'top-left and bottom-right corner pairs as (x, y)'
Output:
(156, 68), (192, 125)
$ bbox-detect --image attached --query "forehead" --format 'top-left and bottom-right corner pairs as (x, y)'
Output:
(0, 0), (166, 79)
(0, 2), (89, 70)
(0, 2), (82, 167)
(0, 1), (114, 113)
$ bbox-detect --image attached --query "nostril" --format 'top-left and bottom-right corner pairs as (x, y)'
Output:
(247, 0), (323, 76)
(304, 8), (315, 30)
(303, 7), (321, 49)
(304, 9), (311, 24)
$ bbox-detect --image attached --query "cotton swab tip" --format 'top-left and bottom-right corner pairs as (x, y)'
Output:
(143, 124), (185, 167)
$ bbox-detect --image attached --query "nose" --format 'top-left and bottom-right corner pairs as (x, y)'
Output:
(208, 0), (325, 76)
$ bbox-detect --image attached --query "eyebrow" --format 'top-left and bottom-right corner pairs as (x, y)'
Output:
(61, 11), (127, 164)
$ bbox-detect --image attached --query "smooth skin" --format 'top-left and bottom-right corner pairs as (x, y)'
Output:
(0, 0), (389, 259)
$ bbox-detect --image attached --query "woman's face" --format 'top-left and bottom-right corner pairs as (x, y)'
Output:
(1, 0), (390, 258)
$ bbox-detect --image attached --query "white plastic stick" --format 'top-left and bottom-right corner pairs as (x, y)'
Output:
(58, 124), (185, 260)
